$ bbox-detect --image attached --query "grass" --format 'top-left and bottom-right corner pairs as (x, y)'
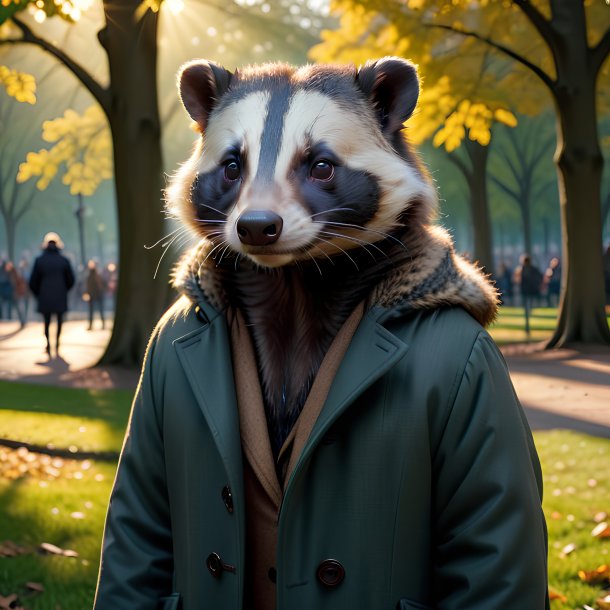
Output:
(0, 387), (609, 608)
(0, 381), (132, 453)
(489, 306), (610, 345)
(537, 430), (610, 609)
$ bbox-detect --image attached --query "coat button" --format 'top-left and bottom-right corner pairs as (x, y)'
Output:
(206, 552), (236, 579)
(316, 559), (345, 587)
(206, 552), (223, 578)
(221, 486), (234, 513)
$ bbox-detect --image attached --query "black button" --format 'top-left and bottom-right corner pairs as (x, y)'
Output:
(268, 567), (277, 583)
(221, 486), (234, 513)
(206, 552), (236, 579)
(316, 559), (345, 587)
(206, 552), (223, 578)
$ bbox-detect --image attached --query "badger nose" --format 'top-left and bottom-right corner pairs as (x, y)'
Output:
(236, 210), (283, 246)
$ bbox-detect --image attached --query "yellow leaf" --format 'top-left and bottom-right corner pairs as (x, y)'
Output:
(0, 66), (36, 104)
(578, 564), (610, 585)
(494, 108), (518, 127)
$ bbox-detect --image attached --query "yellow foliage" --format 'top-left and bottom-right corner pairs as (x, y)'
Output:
(494, 108), (518, 127)
(18, 105), (112, 196)
(0, 65), (36, 104)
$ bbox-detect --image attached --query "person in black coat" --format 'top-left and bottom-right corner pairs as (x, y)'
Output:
(29, 232), (75, 356)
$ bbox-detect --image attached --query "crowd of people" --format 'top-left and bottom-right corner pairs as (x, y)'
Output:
(0, 232), (117, 356)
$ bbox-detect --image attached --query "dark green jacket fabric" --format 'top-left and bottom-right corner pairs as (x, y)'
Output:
(94, 296), (549, 610)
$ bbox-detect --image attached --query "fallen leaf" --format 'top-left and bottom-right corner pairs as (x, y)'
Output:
(0, 594), (19, 610)
(26, 581), (45, 592)
(597, 594), (610, 610)
(592, 522), (610, 539)
(548, 588), (567, 603)
(578, 564), (610, 585)
(560, 542), (576, 557)
(0, 540), (28, 557)
(39, 542), (79, 557)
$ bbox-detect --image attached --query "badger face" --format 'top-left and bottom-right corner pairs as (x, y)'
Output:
(167, 58), (435, 268)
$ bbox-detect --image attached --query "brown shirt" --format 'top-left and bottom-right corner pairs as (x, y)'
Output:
(229, 303), (365, 610)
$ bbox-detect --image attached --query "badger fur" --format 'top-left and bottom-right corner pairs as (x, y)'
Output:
(168, 58), (498, 457)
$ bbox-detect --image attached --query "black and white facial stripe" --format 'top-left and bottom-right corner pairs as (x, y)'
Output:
(168, 59), (436, 268)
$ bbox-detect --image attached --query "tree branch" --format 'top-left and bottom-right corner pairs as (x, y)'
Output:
(4, 16), (110, 115)
(489, 173), (520, 202)
(424, 21), (556, 92)
(592, 28), (610, 76)
(512, 0), (558, 55)
(445, 149), (472, 181)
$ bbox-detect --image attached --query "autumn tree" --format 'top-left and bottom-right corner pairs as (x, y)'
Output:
(0, 62), (37, 261)
(312, 0), (610, 346)
(489, 115), (555, 257)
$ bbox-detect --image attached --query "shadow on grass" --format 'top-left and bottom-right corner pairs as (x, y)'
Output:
(524, 407), (610, 439)
(507, 351), (610, 389)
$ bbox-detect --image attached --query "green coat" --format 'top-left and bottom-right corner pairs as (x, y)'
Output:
(94, 296), (549, 610)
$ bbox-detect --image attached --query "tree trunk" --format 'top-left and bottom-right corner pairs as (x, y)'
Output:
(547, 5), (610, 347)
(521, 194), (533, 259)
(2, 214), (16, 262)
(464, 139), (494, 274)
(97, 1), (171, 366)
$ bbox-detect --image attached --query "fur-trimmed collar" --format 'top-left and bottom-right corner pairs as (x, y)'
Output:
(173, 224), (499, 327)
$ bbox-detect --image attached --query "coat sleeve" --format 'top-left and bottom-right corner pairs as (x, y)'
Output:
(432, 332), (549, 610)
(94, 335), (174, 609)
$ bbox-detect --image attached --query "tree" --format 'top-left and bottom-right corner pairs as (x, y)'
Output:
(312, 0), (610, 346)
(489, 115), (555, 257)
(1, 62), (41, 261)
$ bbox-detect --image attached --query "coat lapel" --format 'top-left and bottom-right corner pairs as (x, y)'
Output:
(173, 310), (243, 490)
(283, 306), (410, 497)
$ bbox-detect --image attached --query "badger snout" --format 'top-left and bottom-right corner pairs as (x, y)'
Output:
(236, 210), (283, 246)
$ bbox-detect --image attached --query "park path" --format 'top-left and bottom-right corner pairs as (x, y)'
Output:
(1, 319), (609, 438)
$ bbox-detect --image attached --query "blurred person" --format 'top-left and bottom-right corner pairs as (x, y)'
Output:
(496, 261), (514, 306)
(514, 254), (543, 335)
(604, 245), (610, 306)
(6, 261), (27, 327)
(543, 257), (561, 307)
(18, 258), (30, 321)
(85, 259), (106, 330)
(29, 232), (75, 356)
(0, 261), (11, 319)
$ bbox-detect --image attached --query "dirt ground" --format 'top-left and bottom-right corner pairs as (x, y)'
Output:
(1, 319), (609, 437)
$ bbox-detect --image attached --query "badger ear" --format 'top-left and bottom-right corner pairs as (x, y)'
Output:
(178, 60), (234, 131)
(356, 57), (419, 135)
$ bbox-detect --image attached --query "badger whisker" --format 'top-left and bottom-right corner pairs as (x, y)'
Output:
(318, 230), (388, 261)
(144, 226), (184, 250)
(315, 236), (360, 271)
(197, 203), (228, 217)
(152, 229), (187, 279)
(316, 220), (408, 251)
(216, 243), (234, 267)
(304, 249), (323, 276)
(309, 207), (357, 219)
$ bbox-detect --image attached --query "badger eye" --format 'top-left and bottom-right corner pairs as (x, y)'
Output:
(224, 160), (241, 182)
(310, 160), (334, 181)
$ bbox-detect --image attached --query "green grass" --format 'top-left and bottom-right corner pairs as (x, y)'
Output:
(0, 381), (132, 453)
(536, 430), (610, 609)
(0, 386), (609, 608)
(490, 306), (610, 345)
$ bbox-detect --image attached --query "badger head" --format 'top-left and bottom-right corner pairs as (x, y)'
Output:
(167, 57), (436, 269)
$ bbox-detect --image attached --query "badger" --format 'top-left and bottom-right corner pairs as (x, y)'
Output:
(95, 58), (550, 610)
(168, 57), (496, 458)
